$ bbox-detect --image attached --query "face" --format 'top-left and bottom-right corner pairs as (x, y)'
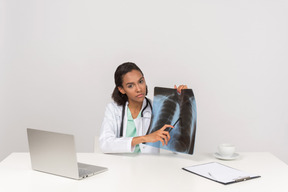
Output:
(118, 69), (147, 105)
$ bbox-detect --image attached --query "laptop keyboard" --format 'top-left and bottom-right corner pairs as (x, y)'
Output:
(79, 168), (91, 177)
(78, 162), (107, 178)
(78, 163), (94, 177)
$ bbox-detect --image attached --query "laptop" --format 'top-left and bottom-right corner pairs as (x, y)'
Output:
(27, 128), (107, 180)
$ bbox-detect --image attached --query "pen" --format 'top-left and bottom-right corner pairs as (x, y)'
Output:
(172, 117), (180, 127)
(208, 172), (218, 181)
(234, 176), (251, 182)
(165, 117), (181, 132)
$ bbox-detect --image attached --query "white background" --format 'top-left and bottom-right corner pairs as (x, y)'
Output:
(1, 0), (287, 163)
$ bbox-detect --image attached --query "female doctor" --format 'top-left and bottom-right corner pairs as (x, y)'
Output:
(99, 62), (187, 153)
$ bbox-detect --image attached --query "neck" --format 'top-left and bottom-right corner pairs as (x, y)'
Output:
(127, 100), (143, 111)
(127, 99), (143, 119)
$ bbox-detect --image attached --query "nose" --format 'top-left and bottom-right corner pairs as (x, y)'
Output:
(135, 84), (141, 92)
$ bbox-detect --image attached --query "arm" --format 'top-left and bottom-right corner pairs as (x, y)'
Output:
(99, 103), (134, 153)
(132, 124), (174, 147)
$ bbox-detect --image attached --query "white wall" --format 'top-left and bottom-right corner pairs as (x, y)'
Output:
(1, 0), (288, 163)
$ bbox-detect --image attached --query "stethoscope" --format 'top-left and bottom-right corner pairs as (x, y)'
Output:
(119, 97), (152, 137)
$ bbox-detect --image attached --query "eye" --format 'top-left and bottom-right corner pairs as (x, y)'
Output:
(139, 78), (145, 84)
(127, 84), (133, 88)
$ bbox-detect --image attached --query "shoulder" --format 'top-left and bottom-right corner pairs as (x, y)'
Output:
(145, 97), (153, 108)
(106, 101), (124, 114)
(142, 97), (153, 117)
(147, 97), (153, 105)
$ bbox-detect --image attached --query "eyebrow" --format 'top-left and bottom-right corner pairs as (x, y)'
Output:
(125, 76), (144, 86)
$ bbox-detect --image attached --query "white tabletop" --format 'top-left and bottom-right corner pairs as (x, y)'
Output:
(0, 152), (288, 192)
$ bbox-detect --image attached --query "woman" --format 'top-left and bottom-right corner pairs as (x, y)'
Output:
(99, 62), (187, 153)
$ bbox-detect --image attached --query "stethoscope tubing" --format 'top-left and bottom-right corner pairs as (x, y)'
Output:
(119, 97), (152, 137)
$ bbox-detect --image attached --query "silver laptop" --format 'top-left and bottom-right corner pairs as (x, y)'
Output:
(27, 128), (107, 180)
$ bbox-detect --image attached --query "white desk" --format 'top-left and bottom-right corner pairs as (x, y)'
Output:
(0, 152), (288, 192)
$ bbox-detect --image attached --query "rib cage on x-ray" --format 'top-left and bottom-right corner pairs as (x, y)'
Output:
(146, 87), (197, 154)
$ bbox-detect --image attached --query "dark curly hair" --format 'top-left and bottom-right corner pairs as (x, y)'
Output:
(112, 62), (148, 106)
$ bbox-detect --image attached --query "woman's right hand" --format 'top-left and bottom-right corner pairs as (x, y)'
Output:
(143, 124), (174, 146)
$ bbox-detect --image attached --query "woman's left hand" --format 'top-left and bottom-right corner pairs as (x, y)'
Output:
(174, 84), (188, 94)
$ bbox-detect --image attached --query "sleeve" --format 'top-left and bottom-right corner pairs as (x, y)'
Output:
(99, 103), (135, 153)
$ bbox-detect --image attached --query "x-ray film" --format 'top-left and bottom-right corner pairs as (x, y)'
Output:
(145, 87), (197, 154)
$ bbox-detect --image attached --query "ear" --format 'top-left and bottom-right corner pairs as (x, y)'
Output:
(118, 86), (126, 94)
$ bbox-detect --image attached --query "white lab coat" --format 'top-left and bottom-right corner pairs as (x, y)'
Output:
(99, 98), (159, 153)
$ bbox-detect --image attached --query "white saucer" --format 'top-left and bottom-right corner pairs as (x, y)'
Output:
(214, 152), (240, 160)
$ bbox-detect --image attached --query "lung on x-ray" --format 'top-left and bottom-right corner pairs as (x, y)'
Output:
(145, 87), (197, 154)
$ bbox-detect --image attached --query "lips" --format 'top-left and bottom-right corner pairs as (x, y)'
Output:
(136, 94), (144, 98)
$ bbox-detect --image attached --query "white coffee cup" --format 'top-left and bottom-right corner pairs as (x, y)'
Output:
(218, 143), (236, 157)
